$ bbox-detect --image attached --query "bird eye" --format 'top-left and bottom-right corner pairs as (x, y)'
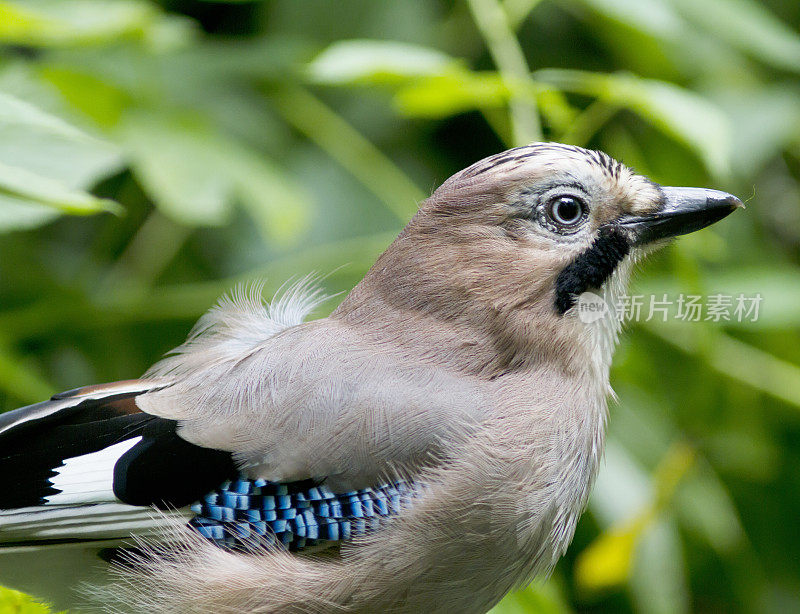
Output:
(546, 196), (586, 228)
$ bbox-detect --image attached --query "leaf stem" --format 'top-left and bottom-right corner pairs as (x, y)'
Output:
(467, 0), (542, 145)
(269, 84), (424, 222)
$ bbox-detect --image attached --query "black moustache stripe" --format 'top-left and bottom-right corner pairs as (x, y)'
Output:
(554, 226), (631, 315)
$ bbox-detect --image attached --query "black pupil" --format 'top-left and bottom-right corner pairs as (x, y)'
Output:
(554, 197), (581, 224)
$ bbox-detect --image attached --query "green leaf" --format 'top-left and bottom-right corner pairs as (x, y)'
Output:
(0, 0), (194, 50)
(119, 112), (234, 227)
(0, 196), (60, 232)
(225, 146), (310, 245)
(270, 85), (423, 223)
(645, 323), (800, 411)
(39, 66), (131, 129)
(582, 442), (692, 608)
(675, 464), (743, 553)
(394, 71), (510, 117)
(307, 39), (459, 85)
(119, 110), (309, 241)
(0, 337), (55, 403)
(0, 89), (85, 139)
(711, 85), (800, 176)
(0, 90), (122, 230)
(0, 585), (54, 613)
(703, 429), (781, 482)
(637, 268), (800, 330)
(535, 69), (732, 178)
(582, 442), (653, 590)
(0, 84), (123, 185)
(0, 161), (120, 216)
(575, 519), (644, 591)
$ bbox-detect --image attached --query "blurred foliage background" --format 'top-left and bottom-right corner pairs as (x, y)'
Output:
(0, 0), (798, 612)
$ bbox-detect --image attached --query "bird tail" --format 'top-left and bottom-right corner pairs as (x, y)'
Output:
(0, 381), (189, 610)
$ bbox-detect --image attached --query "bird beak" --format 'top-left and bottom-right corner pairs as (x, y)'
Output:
(616, 187), (743, 247)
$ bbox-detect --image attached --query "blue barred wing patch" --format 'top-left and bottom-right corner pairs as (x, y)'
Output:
(189, 479), (416, 550)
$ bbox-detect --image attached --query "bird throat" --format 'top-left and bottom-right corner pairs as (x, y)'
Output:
(554, 226), (631, 314)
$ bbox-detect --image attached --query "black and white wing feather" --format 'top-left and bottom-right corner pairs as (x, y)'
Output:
(0, 380), (236, 544)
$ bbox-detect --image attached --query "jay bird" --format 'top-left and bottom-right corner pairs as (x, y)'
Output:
(0, 143), (741, 613)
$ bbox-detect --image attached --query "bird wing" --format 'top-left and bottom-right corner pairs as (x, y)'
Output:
(0, 380), (234, 545)
(134, 280), (491, 491)
(0, 281), (489, 546)
(135, 318), (490, 492)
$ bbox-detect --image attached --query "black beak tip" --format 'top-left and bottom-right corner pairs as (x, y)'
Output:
(711, 193), (745, 212)
(619, 187), (743, 246)
(700, 191), (744, 230)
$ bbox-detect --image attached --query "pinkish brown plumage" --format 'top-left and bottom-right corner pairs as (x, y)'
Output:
(0, 143), (741, 613)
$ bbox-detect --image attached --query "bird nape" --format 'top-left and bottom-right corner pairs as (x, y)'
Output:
(0, 143), (741, 613)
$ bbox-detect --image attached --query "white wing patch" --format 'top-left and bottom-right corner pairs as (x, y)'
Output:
(45, 437), (142, 505)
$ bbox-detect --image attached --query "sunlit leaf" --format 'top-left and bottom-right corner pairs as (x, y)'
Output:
(581, 443), (653, 590)
(575, 520), (643, 590)
(583, 443), (694, 595)
(394, 71), (510, 117)
(0, 585), (54, 614)
(0, 160), (120, 217)
(40, 67), (131, 129)
(0, 78), (122, 233)
(394, 69), (576, 131)
(535, 69), (732, 178)
(0, 196), (60, 232)
(0, 88), (123, 190)
(0, 89), (85, 138)
(0, 86), (122, 231)
(0, 0), (194, 49)
(307, 39), (459, 85)
(651, 442), (696, 507)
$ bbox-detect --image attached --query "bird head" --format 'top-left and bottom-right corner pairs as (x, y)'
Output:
(338, 143), (741, 375)
(424, 142), (741, 313)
